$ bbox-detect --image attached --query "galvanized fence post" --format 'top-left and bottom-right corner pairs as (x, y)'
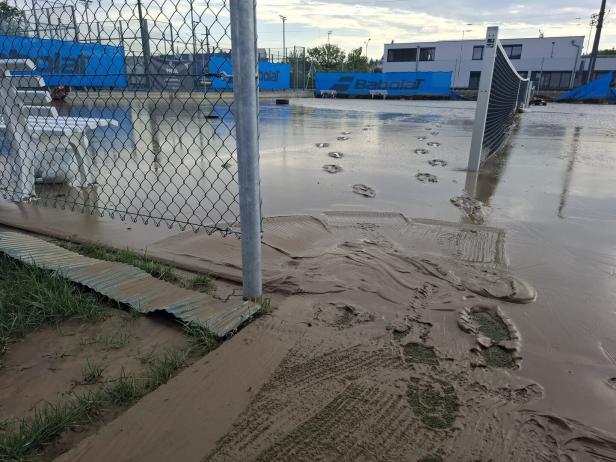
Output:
(230, 0), (262, 299)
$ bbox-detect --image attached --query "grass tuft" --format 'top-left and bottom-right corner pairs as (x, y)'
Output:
(81, 360), (105, 384)
(0, 255), (107, 353)
(187, 274), (216, 294)
(183, 323), (220, 355)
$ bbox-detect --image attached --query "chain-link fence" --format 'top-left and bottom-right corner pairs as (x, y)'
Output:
(0, 0), (262, 295)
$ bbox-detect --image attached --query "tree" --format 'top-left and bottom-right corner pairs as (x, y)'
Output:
(599, 48), (616, 56)
(307, 44), (346, 72)
(345, 47), (368, 72)
(0, 2), (26, 35)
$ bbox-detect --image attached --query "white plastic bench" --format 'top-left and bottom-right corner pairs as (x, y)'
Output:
(370, 90), (388, 99)
(320, 90), (337, 98)
(0, 59), (118, 200)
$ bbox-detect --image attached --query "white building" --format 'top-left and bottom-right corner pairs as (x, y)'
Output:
(383, 36), (616, 90)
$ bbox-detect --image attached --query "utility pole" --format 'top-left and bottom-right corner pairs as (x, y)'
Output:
(190, 0), (198, 78)
(587, 0), (607, 83)
(328, 30), (332, 45)
(279, 15), (286, 62)
(136, 0), (151, 88)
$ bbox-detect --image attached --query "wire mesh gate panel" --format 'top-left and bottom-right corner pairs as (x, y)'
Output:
(468, 26), (531, 172)
(0, 0), (256, 237)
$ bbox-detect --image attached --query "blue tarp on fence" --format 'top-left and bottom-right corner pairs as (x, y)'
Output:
(0, 35), (127, 88)
(560, 72), (615, 102)
(315, 71), (453, 97)
(208, 54), (291, 90)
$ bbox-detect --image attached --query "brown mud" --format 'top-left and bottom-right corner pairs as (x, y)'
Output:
(56, 213), (616, 462)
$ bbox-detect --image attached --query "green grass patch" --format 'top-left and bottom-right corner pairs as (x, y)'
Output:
(0, 347), (194, 461)
(0, 254), (107, 354)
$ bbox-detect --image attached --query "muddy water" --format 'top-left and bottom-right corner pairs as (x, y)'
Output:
(19, 98), (616, 441)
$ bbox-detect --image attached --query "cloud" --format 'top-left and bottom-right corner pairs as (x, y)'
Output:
(256, 0), (616, 57)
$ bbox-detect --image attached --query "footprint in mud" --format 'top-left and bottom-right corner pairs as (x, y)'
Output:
(428, 159), (447, 167)
(416, 173), (438, 183)
(425, 127), (432, 131)
(608, 378), (616, 390)
(431, 131), (440, 136)
(450, 195), (486, 224)
(316, 143), (330, 148)
(337, 136), (350, 141)
(417, 136), (428, 141)
(427, 142), (441, 147)
(341, 131), (351, 135)
(403, 343), (439, 366)
(335, 304), (374, 328)
(414, 148), (430, 155)
(407, 376), (459, 430)
(458, 305), (521, 368)
(323, 164), (343, 174)
(352, 184), (376, 198)
(328, 151), (344, 159)
(362, 127), (370, 131)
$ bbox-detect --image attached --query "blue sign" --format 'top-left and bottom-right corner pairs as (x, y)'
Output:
(0, 35), (127, 88)
(315, 72), (452, 97)
(208, 54), (291, 90)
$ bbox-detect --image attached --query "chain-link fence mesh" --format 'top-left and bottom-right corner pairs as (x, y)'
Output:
(0, 0), (262, 235)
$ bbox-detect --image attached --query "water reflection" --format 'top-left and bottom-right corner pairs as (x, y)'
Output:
(558, 126), (581, 219)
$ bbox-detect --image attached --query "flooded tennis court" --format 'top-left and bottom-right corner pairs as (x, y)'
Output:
(5, 95), (616, 433)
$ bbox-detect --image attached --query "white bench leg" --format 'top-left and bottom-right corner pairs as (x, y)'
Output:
(12, 151), (36, 200)
(68, 132), (95, 187)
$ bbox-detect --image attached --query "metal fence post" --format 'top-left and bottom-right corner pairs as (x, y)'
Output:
(468, 26), (498, 173)
(230, 0), (262, 300)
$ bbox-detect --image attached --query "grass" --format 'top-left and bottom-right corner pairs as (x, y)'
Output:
(0, 347), (193, 461)
(62, 242), (216, 294)
(183, 323), (220, 355)
(0, 254), (107, 355)
(81, 360), (105, 384)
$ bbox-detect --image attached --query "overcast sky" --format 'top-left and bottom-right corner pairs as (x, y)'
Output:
(256, 0), (616, 58)
(15, 0), (616, 58)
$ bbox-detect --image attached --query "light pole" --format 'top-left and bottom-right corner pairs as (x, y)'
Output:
(327, 30), (332, 45)
(279, 15), (287, 62)
(364, 38), (371, 58)
(78, 0), (92, 42)
(190, 0), (198, 77)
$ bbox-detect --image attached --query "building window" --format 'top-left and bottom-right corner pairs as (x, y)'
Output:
(472, 46), (484, 60)
(419, 47), (436, 61)
(469, 71), (481, 89)
(502, 44), (523, 60)
(539, 71), (572, 89)
(387, 48), (417, 62)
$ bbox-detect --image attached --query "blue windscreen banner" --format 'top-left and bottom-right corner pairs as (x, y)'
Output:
(0, 35), (127, 88)
(208, 54), (291, 90)
(315, 72), (453, 97)
(560, 72), (615, 103)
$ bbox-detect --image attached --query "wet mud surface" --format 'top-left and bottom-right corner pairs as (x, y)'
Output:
(199, 213), (616, 461)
